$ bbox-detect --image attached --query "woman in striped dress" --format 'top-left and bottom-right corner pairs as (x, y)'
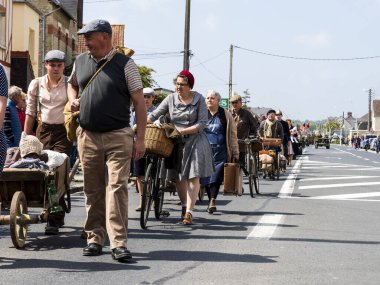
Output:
(0, 64), (8, 175)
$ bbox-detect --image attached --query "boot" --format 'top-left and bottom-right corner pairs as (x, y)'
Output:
(208, 198), (216, 214)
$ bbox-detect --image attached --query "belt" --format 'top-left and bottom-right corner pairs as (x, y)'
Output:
(210, 144), (222, 147)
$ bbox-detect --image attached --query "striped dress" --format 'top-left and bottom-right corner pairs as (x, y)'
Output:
(0, 65), (8, 174)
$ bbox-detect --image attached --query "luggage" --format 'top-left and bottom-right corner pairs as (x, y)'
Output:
(223, 163), (243, 196)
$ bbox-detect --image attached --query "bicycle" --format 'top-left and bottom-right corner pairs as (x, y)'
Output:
(140, 154), (170, 229)
(239, 136), (261, 197)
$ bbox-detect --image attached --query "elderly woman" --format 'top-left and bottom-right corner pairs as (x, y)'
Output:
(201, 90), (239, 213)
(147, 70), (214, 225)
(3, 86), (25, 147)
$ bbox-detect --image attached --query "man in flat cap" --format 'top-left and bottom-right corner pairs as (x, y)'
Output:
(68, 19), (146, 261)
(230, 94), (258, 168)
(24, 50), (72, 235)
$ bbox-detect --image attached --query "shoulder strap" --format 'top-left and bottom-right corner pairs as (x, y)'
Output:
(80, 51), (117, 97)
(35, 78), (41, 113)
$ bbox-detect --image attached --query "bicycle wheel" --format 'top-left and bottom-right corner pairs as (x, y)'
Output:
(140, 163), (154, 229)
(247, 153), (255, 197)
(253, 153), (260, 194)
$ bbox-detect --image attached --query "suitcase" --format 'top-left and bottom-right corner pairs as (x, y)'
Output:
(223, 163), (243, 196)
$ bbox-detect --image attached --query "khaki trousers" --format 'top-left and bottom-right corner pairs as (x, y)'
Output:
(77, 126), (134, 249)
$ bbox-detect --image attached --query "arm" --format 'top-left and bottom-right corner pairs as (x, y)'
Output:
(147, 94), (170, 123)
(0, 97), (7, 129)
(248, 112), (258, 136)
(68, 62), (80, 111)
(226, 110), (239, 161)
(24, 79), (38, 135)
(130, 88), (147, 160)
(3, 107), (14, 144)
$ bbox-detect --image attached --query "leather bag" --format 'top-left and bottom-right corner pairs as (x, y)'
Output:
(223, 163), (243, 196)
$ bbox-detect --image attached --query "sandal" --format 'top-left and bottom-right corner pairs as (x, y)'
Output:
(182, 212), (193, 225)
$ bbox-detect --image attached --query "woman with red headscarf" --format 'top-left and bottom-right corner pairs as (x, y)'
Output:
(147, 70), (214, 225)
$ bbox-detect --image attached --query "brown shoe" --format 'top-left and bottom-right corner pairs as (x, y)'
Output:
(182, 212), (193, 225)
(208, 198), (216, 214)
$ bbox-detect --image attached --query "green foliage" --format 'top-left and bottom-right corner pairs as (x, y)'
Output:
(138, 65), (157, 88)
(153, 92), (168, 106)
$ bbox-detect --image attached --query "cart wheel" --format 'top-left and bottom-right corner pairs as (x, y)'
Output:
(198, 186), (205, 202)
(140, 163), (153, 229)
(10, 191), (28, 249)
(276, 155), (280, 180)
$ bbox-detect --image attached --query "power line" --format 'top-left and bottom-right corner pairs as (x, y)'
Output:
(192, 55), (228, 84)
(234, 45), (380, 61)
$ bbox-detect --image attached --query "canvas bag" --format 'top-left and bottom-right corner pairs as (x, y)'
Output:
(64, 52), (117, 142)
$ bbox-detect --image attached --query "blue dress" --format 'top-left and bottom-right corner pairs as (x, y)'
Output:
(0, 65), (8, 175)
(200, 113), (227, 186)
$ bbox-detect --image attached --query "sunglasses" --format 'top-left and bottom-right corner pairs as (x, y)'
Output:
(144, 95), (153, 98)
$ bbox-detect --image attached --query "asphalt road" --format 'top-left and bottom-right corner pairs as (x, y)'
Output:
(1, 145), (380, 285)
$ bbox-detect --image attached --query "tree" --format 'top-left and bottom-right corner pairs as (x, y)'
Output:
(137, 65), (157, 88)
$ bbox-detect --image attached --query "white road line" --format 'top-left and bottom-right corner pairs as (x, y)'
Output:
(246, 214), (284, 240)
(299, 175), (380, 182)
(299, 181), (380, 190)
(309, 192), (380, 200)
(247, 151), (305, 240)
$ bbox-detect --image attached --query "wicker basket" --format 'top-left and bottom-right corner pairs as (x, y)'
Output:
(262, 138), (282, 147)
(144, 124), (174, 158)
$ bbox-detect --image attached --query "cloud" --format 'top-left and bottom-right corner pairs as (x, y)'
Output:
(294, 32), (331, 48)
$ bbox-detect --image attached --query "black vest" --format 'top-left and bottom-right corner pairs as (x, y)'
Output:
(76, 52), (130, 132)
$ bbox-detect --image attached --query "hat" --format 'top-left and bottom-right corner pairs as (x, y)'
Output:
(77, 19), (112, 35)
(267, 109), (276, 115)
(143, 87), (155, 96)
(230, 94), (242, 103)
(44, 50), (65, 62)
(178, 70), (194, 89)
(276, 110), (282, 115)
(19, 132), (43, 158)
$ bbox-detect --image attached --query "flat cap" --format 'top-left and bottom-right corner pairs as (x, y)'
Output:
(77, 19), (112, 35)
(44, 50), (65, 62)
(230, 94), (242, 103)
(143, 87), (155, 95)
(267, 109), (276, 115)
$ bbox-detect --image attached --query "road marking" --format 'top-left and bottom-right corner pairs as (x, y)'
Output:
(246, 214), (284, 240)
(308, 192), (380, 200)
(299, 181), (380, 190)
(299, 175), (380, 182)
(247, 151), (306, 240)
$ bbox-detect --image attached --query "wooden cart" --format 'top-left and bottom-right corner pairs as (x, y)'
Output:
(0, 158), (71, 248)
(260, 138), (282, 180)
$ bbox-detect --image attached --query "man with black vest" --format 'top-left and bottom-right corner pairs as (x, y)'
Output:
(68, 19), (146, 261)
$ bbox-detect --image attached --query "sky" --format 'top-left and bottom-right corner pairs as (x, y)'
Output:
(83, 0), (380, 121)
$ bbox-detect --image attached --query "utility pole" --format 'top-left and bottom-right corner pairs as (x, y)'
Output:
(183, 0), (191, 70)
(228, 44), (233, 102)
(368, 89), (372, 132)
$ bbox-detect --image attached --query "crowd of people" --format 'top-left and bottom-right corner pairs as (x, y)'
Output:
(0, 19), (307, 262)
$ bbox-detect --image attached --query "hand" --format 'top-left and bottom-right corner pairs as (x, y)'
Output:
(133, 140), (146, 160)
(132, 124), (137, 132)
(71, 98), (80, 112)
(153, 119), (162, 128)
